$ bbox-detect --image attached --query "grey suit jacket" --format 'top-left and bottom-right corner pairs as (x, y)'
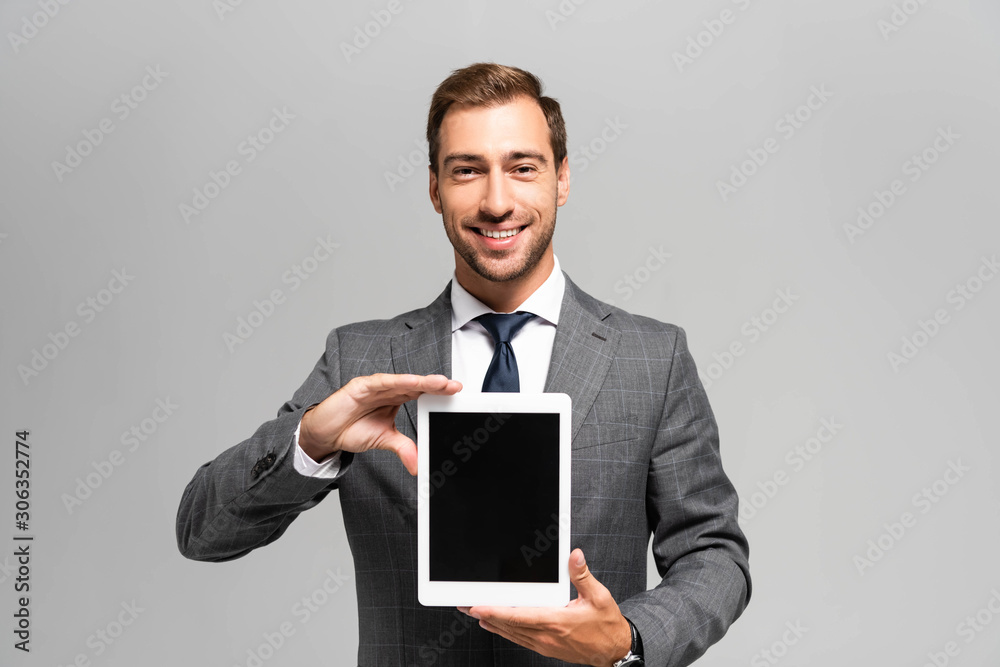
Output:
(176, 272), (751, 667)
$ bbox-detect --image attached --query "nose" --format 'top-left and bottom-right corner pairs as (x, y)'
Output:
(480, 170), (515, 220)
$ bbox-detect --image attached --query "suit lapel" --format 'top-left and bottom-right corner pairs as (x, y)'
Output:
(391, 273), (620, 443)
(392, 282), (454, 434)
(544, 273), (621, 442)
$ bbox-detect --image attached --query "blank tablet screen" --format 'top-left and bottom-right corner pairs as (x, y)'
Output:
(428, 411), (560, 583)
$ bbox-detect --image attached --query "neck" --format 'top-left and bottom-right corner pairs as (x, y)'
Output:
(455, 250), (554, 313)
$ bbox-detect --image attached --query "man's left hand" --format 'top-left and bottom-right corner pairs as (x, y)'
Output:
(459, 548), (632, 667)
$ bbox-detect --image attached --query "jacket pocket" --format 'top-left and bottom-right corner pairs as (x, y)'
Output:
(571, 421), (638, 450)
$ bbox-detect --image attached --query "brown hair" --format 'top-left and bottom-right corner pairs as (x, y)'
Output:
(426, 63), (567, 173)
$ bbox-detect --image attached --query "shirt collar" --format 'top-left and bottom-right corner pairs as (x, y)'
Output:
(450, 254), (565, 332)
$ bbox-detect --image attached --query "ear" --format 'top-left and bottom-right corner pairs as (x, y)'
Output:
(429, 165), (443, 214)
(556, 156), (570, 207)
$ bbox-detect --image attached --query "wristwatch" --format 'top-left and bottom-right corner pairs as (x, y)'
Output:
(612, 618), (644, 666)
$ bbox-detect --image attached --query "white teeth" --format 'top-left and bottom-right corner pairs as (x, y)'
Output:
(478, 227), (522, 239)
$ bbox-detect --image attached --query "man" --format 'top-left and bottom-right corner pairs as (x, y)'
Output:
(176, 63), (750, 667)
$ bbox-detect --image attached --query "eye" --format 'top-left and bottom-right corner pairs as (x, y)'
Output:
(453, 167), (477, 178)
(513, 165), (538, 175)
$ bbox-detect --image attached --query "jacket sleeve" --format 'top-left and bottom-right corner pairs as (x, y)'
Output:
(617, 326), (751, 667)
(175, 328), (354, 562)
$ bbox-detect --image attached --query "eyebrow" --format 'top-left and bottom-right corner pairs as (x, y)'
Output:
(442, 150), (549, 168)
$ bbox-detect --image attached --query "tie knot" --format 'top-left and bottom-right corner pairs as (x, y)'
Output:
(476, 311), (536, 345)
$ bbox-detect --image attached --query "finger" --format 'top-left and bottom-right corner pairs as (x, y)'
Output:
(477, 619), (539, 651)
(569, 549), (597, 599)
(418, 374), (463, 394)
(470, 605), (551, 629)
(366, 373), (461, 395)
(356, 374), (462, 404)
(376, 432), (418, 476)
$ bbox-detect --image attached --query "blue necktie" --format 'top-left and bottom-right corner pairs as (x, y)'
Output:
(476, 312), (536, 392)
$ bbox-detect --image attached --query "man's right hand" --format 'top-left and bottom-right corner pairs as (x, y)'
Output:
(298, 373), (462, 476)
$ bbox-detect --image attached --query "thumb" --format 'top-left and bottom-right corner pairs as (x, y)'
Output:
(570, 548), (597, 598)
(378, 432), (418, 476)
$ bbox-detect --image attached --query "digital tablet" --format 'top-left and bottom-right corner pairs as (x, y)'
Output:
(417, 392), (572, 607)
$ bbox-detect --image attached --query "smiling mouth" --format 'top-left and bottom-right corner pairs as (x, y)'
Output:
(475, 226), (525, 239)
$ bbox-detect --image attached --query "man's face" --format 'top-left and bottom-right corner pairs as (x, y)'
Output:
(430, 96), (570, 284)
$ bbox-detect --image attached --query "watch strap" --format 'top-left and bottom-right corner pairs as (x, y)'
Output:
(612, 618), (644, 666)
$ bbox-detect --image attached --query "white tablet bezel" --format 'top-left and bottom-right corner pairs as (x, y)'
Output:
(417, 391), (572, 608)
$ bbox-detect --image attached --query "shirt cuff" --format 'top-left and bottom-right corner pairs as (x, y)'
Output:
(292, 418), (342, 478)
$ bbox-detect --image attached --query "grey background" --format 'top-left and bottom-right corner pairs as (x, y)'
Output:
(2, 0), (999, 665)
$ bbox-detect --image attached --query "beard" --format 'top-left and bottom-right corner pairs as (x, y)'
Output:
(441, 204), (557, 283)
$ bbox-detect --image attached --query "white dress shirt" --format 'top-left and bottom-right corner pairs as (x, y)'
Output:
(292, 255), (566, 479)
